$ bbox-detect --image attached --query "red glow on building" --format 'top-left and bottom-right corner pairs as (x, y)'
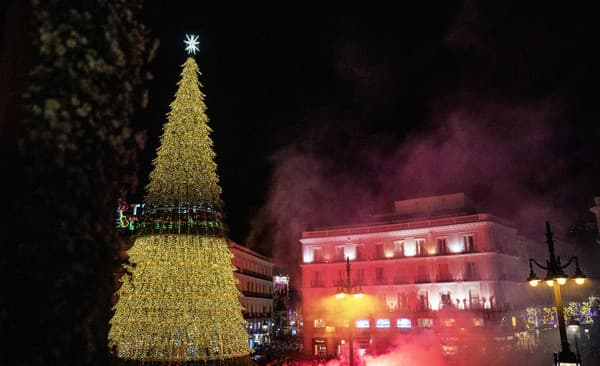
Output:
(299, 193), (539, 359)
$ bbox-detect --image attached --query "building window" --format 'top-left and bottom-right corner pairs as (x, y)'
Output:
(437, 238), (448, 255)
(416, 265), (429, 283)
(355, 319), (370, 328)
(375, 243), (384, 259)
(335, 246), (345, 261)
(418, 318), (433, 328)
(393, 240), (404, 257)
(374, 267), (385, 285)
(394, 268), (408, 284)
(335, 269), (345, 287)
(314, 319), (325, 328)
(440, 291), (452, 309)
(353, 269), (365, 286)
(464, 262), (479, 281)
(376, 319), (391, 328)
(416, 239), (425, 256)
(310, 271), (324, 287)
(437, 263), (451, 282)
(355, 245), (365, 260)
(403, 239), (423, 257)
(469, 288), (481, 309)
(462, 235), (475, 252)
(442, 318), (455, 327)
(417, 291), (429, 312)
(397, 293), (409, 311)
(312, 247), (323, 262)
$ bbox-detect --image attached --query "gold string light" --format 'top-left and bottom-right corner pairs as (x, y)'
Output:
(109, 53), (251, 362)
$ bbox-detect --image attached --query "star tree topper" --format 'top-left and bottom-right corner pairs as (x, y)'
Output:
(184, 34), (200, 55)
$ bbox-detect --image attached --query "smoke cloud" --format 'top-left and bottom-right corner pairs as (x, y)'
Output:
(286, 332), (449, 366)
(246, 1), (600, 284)
(248, 94), (595, 281)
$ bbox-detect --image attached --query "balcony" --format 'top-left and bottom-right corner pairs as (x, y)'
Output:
(416, 303), (430, 312)
(351, 280), (365, 288)
(310, 280), (326, 288)
(312, 255), (324, 263)
(392, 276), (410, 285)
(237, 268), (273, 281)
(436, 274), (454, 282)
(414, 276), (430, 284)
(241, 291), (272, 299)
(372, 278), (388, 286)
(462, 272), (481, 281)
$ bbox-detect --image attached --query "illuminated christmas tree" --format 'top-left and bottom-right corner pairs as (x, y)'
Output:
(109, 35), (252, 365)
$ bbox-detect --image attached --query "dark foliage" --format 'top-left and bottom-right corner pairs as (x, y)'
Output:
(1, 1), (151, 365)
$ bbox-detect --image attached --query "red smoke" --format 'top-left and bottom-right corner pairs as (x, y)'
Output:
(281, 333), (448, 366)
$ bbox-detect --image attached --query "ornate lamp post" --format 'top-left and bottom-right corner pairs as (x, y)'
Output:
(527, 222), (586, 366)
(335, 257), (364, 366)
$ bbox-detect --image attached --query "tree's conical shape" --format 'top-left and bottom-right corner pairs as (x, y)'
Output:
(109, 57), (252, 363)
(145, 57), (221, 209)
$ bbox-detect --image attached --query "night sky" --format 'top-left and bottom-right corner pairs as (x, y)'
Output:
(137, 3), (600, 263)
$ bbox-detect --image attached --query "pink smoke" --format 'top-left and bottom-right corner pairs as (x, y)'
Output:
(247, 95), (580, 281)
(281, 333), (448, 366)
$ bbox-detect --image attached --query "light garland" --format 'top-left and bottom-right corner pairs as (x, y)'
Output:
(109, 235), (250, 360)
(145, 57), (222, 208)
(109, 55), (251, 362)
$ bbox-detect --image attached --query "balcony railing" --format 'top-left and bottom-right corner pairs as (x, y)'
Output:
(416, 303), (430, 312)
(310, 280), (326, 288)
(302, 213), (502, 238)
(241, 291), (272, 299)
(237, 268), (273, 281)
(436, 274), (454, 282)
(392, 276), (410, 285)
(462, 272), (481, 281)
(385, 248), (479, 259)
(414, 276), (430, 284)
(352, 280), (365, 288)
(372, 278), (388, 286)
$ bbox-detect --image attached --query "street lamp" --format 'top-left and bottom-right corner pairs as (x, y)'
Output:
(336, 257), (364, 366)
(527, 222), (586, 366)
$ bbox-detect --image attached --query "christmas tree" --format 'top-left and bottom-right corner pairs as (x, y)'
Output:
(109, 35), (252, 364)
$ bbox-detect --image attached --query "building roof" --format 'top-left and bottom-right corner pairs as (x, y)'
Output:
(301, 194), (514, 240)
(228, 241), (272, 263)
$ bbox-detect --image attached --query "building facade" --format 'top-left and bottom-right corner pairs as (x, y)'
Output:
(229, 242), (274, 350)
(299, 193), (540, 357)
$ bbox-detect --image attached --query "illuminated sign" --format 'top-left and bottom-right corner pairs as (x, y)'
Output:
(274, 275), (289, 285)
(418, 318), (433, 328)
(397, 318), (412, 328)
(355, 319), (370, 328)
(116, 201), (144, 231)
(274, 275), (289, 290)
(376, 319), (391, 328)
